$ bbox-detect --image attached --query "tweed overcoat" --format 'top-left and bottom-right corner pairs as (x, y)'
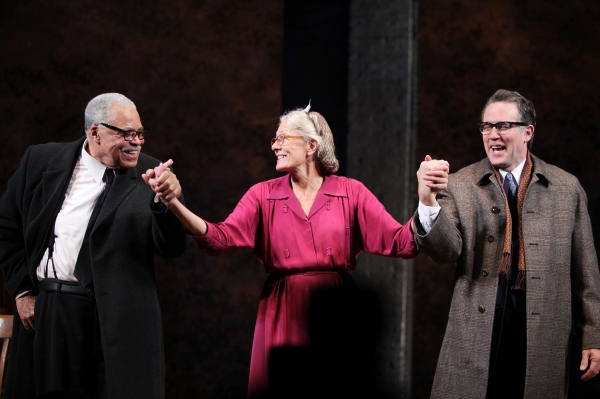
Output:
(0, 137), (190, 399)
(414, 154), (600, 399)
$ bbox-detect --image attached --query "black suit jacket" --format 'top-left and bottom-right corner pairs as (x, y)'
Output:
(0, 136), (190, 399)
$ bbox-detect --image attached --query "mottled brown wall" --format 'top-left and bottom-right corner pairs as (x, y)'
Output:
(0, 1), (283, 398)
(3, 1), (600, 398)
(415, 1), (600, 398)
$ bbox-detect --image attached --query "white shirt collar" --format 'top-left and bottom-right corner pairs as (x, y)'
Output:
(499, 158), (526, 185)
(82, 140), (110, 184)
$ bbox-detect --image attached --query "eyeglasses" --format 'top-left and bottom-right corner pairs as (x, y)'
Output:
(100, 123), (149, 141)
(478, 121), (527, 135)
(271, 135), (304, 146)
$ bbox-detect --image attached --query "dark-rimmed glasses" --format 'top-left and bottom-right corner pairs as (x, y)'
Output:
(100, 123), (149, 141)
(271, 135), (303, 146)
(478, 121), (527, 135)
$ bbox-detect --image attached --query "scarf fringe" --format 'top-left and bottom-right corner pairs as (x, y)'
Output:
(512, 269), (527, 291)
(498, 252), (511, 282)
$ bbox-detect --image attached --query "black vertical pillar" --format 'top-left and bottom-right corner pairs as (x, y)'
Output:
(348, 0), (418, 398)
(282, 0), (349, 175)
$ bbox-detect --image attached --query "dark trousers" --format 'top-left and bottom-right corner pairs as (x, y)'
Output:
(487, 291), (527, 399)
(5, 291), (105, 399)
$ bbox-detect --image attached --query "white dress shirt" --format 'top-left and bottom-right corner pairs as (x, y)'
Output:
(417, 159), (527, 234)
(36, 142), (109, 282)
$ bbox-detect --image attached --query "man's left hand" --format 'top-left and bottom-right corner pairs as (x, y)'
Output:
(580, 348), (600, 381)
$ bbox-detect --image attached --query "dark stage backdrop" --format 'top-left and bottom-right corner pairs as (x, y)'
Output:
(0, 1), (283, 398)
(2, 0), (600, 398)
(414, 1), (600, 398)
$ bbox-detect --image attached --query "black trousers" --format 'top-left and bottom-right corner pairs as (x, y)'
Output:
(5, 291), (105, 399)
(487, 291), (527, 399)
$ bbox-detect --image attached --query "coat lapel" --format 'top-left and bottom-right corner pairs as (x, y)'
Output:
(41, 137), (86, 204)
(28, 137), (85, 269)
(93, 166), (138, 233)
(528, 154), (551, 189)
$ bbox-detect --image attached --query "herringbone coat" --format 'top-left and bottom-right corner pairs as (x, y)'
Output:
(415, 154), (600, 399)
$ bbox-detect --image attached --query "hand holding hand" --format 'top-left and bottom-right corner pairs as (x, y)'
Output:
(417, 155), (449, 206)
(16, 295), (35, 331)
(581, 348), (600, 381)
(154, 168), (182, 205)
(142, 159), (173, 187)
(142, 159), (182, 206)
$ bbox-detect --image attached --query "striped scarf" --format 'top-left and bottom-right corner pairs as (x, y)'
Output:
(493, 152), (533, 291)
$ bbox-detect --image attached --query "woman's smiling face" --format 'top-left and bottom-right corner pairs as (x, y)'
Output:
(271, 121), (310, 173)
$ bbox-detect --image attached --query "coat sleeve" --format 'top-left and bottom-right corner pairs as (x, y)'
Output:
(193, 185), (262, 256)
(151, 192), (191, 259)
(413, 189), (463, 264)
(570, 182), (600, 349)
(0, 146), (35, 298)
(352, 180), (418, 259)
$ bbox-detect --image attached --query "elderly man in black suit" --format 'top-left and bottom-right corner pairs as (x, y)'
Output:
(0, 93), (190, 399)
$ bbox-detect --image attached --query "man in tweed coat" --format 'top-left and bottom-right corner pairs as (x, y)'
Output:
(414, 89), (600, 398)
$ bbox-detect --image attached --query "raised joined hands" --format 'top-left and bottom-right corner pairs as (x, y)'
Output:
(417, 155), (449, 206)
(142, 159), (182, 207)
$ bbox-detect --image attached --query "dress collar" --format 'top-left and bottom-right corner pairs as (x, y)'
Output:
(267, 174), (347, 199)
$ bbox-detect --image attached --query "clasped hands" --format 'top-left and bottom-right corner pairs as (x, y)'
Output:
(142, 159), (182, 207)
(417, 155), (449, 206)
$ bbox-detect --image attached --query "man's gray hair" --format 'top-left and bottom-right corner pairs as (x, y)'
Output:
(84, 93), (136, 137)
(481, 89), (536, 149)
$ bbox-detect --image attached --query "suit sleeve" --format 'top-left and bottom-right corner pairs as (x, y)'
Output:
(413, 189), (463, 264)
(0, 146), (35, 298)
(570, 182), (600, 349)
(151, 192), (191, 259)
(352, 181), (418, 259)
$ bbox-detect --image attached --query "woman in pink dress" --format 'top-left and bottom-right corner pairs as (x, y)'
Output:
(144, 105), (448, 398)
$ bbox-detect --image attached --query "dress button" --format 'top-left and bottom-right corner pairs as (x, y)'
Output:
(487, 235), (494, 242)
(481, 269), (489, 277)
(491, 206), (500, 213)
(478, 305), (485, 313)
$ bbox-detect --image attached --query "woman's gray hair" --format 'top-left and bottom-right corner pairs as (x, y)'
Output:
(280, 108), (339, 175)
(84, 93), (136, 137)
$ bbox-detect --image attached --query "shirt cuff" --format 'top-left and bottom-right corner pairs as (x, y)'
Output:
(417, 201), (441, 234)
(16, 290), (31, 299)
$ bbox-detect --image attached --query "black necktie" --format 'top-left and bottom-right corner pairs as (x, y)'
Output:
(74, 168), (114, 288)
